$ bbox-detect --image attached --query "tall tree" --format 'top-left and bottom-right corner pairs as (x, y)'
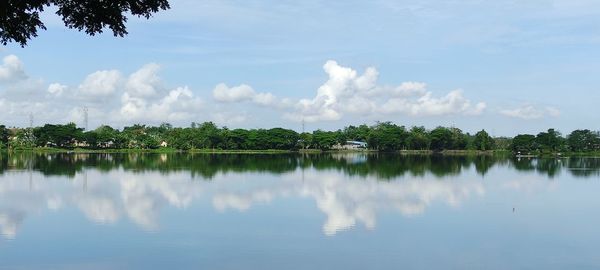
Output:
(536, 128), (564, 152)
(511, 134), (536, 153)
(367, 122), (408, 151)
(473, 129), (495, 151)
(0, 125), (9, 148)
(430, 127), (453, 151)
(567, 129), (600, 152)
(406, 126), (430, 150)
(0, 0), (170, 46)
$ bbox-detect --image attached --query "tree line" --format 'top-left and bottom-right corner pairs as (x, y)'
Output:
(0, 122), (599, 153)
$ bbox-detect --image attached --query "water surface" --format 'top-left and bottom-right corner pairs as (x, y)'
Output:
(1, 153), (599, 269)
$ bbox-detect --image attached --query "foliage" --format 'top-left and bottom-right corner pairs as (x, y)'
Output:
(367, 122), (408, 151)
(567, 129), (600, 152)
(0, 121), (598, 154)
(0, 0), (170, 46)
(511, 134), (537, 153)
(0, 125), (8, 149)
(473, 130), (495, 151)
(406, 126), (430, 150)
(536, 129), (565, 152)
(33, 123), (83, 148)
(311, 130), (338, 150)
(430, 127), (454, 150)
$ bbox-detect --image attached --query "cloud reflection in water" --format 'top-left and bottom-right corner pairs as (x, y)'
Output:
(1, 153), (585, 239)
(0, 169), (488, 238)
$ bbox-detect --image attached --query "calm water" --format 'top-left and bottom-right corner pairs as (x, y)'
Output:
(1, 153), (600, 269)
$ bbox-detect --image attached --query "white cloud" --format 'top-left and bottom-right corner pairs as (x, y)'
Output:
(280, 60), (486, 122)
(0, 54), (27, 82)
(252, 92), (278, 106)
(392, 81), (427, 97)
(0, 56), (205, 127)
(500, 105), (560, 120)
(47, 83), (67, 96)
(379, 89), (487, 116)
(213, 83), (256, 102)
(212, 83), (284, 108)
(77, 70), (122, 98)
(117, 86), (203, 123)
(125, 63), (163, 98)
(211, 111), (248, 125)
(1, 55), (487, 128)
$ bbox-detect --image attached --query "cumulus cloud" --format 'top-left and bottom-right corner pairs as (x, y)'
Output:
(1, 54), (487, 127)
(0, 54), (205, 127)
(213, 83), (256, 102)
(118, 86), (203, 122)
(500, 105), (560, 120)
(392, 81), (428, 97)
(211, 111), (248, 125)
(125, 63), (163, 98)
(47, 83), (67, 96)
(285, 60), (486, 122)
(0, 54), (27, 82)
(77, 70), (122, 98)
(379, 89), (487, 116)
(101, 63), (204, 123)
(213, 60), (486, 123)
(212, 83), (285, 107)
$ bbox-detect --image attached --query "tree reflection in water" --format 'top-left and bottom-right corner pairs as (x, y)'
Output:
(0, 153), (598, 238)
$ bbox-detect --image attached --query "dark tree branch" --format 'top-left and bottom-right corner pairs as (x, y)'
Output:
(0, 0), (170, 46)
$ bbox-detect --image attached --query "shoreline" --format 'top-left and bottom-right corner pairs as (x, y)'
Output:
(2, 148), (600, 157)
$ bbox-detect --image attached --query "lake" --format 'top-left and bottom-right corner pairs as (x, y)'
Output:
(1, 153), (600, 269)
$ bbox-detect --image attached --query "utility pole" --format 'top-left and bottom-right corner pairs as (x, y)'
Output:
(301, 117), (306, 149)
(83, 107), (89, 131)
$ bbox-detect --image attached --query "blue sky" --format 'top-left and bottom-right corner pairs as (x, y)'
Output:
(1, 0), (599, 136)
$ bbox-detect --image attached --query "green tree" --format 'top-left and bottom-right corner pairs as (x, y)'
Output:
(299, 132), (312, 149)
(473, 129), (495, 151)
(430, 127), (453, 151)
(0, 125), (8, 149)
(0, 0), (170, 46)
(367, 122), (408, 151)
(166, 127), (193, 150)
(227, 129), (250, 150)
(8, 128), (36, 148)
(311, 130), (338, 150)
(511, 134), (536, 153)
(343, 124), (370, 141)
(265, 128), (299, 150)
(33, 122), (83, 148)
(536, 128), (564, 152)
(406, 126), (430, 150)
(192, 122), (221, 149)
(449, 128), (468, 150)
(95, 125), (120, 148)
(567, 129), (600, 152)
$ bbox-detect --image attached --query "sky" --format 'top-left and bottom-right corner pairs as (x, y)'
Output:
(1, 0), (600, 136)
